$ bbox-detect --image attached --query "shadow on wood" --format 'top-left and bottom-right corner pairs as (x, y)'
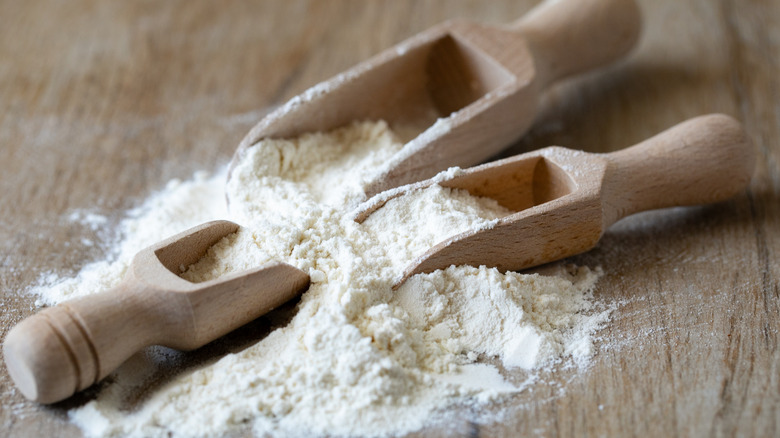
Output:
(47, 296), (302, 412)
(495, 62), (728, 159)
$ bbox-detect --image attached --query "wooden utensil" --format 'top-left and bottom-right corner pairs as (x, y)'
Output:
(229, 0), (641, 198)
(3, 220), (310, 404)
(355, 114), (755, 287)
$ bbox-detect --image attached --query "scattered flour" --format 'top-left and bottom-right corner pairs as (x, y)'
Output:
(32, 120), (610, 437)
(33, 171), (228, 306)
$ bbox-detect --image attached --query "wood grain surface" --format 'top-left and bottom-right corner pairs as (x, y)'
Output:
(1, 1), (778, 437)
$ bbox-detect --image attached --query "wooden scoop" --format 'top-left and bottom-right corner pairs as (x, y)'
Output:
(3, 220), (310, 404)
(229, 0), (641, 198)
(355, 114), (755, 287)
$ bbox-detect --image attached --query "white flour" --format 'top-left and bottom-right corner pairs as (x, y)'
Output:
(33, 171), (228, 306)
(32, 121), (610, 437)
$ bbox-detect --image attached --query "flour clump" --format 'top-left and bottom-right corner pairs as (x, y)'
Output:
(32, 120), (610, 437)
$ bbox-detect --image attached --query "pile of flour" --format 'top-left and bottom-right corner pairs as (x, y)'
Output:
(32, 120), (609, 437)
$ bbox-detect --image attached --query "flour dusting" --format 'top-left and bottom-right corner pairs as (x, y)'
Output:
(30, 120), (611, 437)
(32, 171), (228, 306)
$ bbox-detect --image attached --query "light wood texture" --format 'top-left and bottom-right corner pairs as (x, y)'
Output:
(229, 0), (641, 198)
(2, 221), (309, 404)
(361, 114), (754, 286)
(0, 1), (778, 437)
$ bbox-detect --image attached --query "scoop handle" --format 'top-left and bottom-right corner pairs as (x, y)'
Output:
(601, 114), (755, 227)
(2, 281), (171, 404)
(512, 0), (641, 85)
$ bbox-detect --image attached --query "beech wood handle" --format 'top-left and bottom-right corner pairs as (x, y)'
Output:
(513, 0), (641, 85)
(2, 283), (171, 404)
(601, 114), (755, 227)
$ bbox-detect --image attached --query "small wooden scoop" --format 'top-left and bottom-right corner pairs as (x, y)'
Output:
(229, 0), (641, 198)
(3, 220), (310, 404)
(355, 114), (755, 287)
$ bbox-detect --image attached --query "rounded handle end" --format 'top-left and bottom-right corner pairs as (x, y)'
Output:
(3, 307), (97, 404)
(515, 0), (642, 84)
(602, 113), (755, 226)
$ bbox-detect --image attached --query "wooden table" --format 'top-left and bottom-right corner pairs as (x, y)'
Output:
(1, 1), (778, 436)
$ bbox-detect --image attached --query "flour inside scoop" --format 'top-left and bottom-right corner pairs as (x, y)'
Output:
(35, 120), (610, 438)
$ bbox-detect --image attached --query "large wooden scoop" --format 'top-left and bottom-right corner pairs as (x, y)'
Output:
(3, 220), (310, 404)
(229, 0), (641, 198)
(355, 114), (755, 287)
